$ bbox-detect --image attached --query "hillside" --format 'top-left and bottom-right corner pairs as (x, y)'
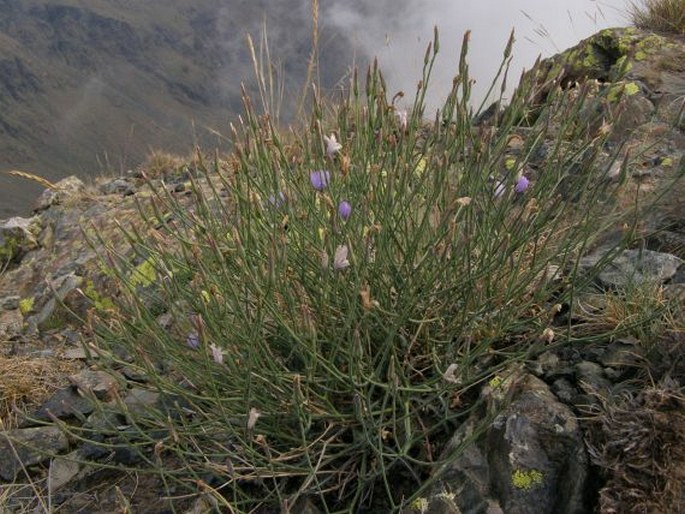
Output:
(0, 0), (356, 217)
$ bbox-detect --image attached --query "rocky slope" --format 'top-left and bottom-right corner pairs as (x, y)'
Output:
(0, 27), (683, 513)
(0, 0), (357, 218)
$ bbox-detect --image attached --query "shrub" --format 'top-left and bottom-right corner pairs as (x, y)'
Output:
(73, 31), (672, 511)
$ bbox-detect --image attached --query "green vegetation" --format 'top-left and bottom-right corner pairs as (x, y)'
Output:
(61, 27), (681, 512)
(629, 0), (685, 34)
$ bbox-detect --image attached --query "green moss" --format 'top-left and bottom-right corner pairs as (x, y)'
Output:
(19, 297), (34, 316)
(634, 50), (647, 61)
(512, 469), (544, 490)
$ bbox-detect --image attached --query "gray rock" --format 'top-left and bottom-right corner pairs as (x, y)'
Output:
(99, 178), (137, 196)
(418, 373), (588, 514)
(613, 95), (655, 138)
(0, 426), (69, 481)
(599, 338), (644, 371)
(0, 308), (24, 340)
(123, 388), (160, 417)
(69, 369), (120, 401)
(0, 216), (37, 263)
(1, 295), (21, 310)
(575, 361), (612, 399)
(48, 451), (82, 492)
(30, 386), (96, 423)
(581, 248), (683, 288)
(34, 176), (86, 211)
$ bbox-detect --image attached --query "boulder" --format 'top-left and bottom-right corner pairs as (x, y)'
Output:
(413, 372), (589, 514)
(0, 426), (69, 481)
(581, 248), (683, 288)
(0, 216), (38, 264)
(34, 176), (86, 211)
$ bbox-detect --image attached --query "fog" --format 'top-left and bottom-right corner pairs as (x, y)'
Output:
(324, 0), (632, 112)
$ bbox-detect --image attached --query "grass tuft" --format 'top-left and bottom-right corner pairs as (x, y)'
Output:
(629, 0), (685, 34)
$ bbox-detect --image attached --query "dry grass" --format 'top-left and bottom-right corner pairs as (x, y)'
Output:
(4, 170), (58, 191)
(629, 0), (685, 35)
(138, 149), (186, 180)
(0, 355), (81, 428)
(589, 383), (685, 514)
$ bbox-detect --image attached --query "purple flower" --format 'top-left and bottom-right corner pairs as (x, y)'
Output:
(338, 200), (352, 220)
(310, 170), (331, 191)
(515, 176), (530, 193)
(186, 332), (200, 349)
(267, 191), (286, 208)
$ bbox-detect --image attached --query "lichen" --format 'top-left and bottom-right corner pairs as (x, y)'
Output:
(512, 468), (544, 490)
(19, 297), (34, 316)
(409, 497), (429, 513)
(489, 375), (503, 389)
(623, 82), (640, 96)
(84, 280), (115, 311)
(130, 257), (158, 288)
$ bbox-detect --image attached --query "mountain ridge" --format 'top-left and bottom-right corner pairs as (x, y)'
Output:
(0, 0), (356, 217)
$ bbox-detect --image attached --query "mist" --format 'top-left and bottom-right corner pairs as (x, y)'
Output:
(323, 0), (632, 112)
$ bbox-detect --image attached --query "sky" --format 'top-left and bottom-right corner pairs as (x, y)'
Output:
(324, 0), (632, 112)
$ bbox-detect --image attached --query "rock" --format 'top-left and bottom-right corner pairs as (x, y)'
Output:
(62, 347), (89, 360)
(0, 308), (24, 341)
(1, 295), (21, 310)
(123, 388), (160, 417)
(0, 216), (37, 263)
(575, 361), (612, 401)
(0, 426), (69, 481)
(68, 369), (120, 401)
(613, 94), (655, 138)
(581, 248), (683, 288)
(99, 178), (137, 196)
(599, 338), (644, 371)
(48, 451), (82, 492)
(418, 373), (588, 514)
(34, 176), (86, 211)
(30, 386), (96, 423)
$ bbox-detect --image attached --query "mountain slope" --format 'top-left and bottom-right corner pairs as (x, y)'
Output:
(0, 0), (355, 217)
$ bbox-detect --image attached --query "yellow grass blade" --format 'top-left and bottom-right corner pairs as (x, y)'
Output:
(4, 170), (59, 190)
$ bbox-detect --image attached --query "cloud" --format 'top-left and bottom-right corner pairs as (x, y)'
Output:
(324, 0), (631, 112)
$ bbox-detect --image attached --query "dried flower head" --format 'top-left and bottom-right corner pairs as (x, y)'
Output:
(210, 343), (224, 364)
(323, 133), (342, 158)
(333, 244), (350, 270)
(247, 407), (261, 430)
